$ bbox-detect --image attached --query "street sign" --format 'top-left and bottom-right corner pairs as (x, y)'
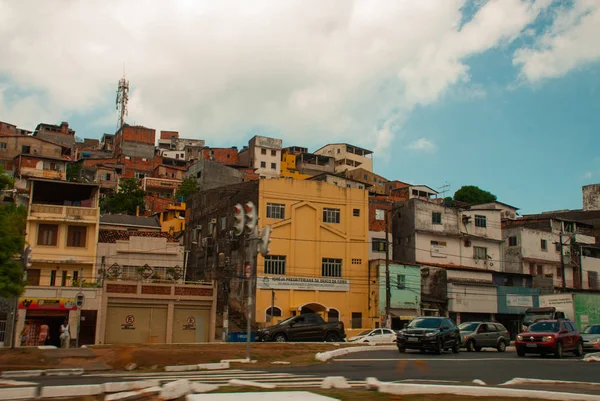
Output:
(244, 263), (252, 279)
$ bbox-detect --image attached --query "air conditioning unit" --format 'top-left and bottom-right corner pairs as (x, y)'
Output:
(464, 240), (472, 247)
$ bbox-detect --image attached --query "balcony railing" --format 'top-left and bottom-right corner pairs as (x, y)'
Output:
(30, 204), (98, 221)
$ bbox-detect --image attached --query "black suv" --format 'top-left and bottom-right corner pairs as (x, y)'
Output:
(396, 316), (460, 354)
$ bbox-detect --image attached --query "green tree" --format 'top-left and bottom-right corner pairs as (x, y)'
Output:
(0, 166), (26, 297)
(453, 185), (497, 205)
(175, 177), (198, 200)
(66, 162), (82, 182)
(100, 178), (146, 215)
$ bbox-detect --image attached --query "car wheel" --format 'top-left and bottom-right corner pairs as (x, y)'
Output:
(452, 340), (460, 354)
(497, 341), (506, 353)
(517, 348), (526, 357)
(574, 341), (583, 357)
(434, 338), (443, 355)
(398, 347), (406, 353)
(466, 339), (475, 352)
(325, 332), (340, 342)
(274, 333), (287, 343)
(554, 341), (563, 359)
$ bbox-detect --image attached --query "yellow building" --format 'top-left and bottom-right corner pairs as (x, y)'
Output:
(255, 179), (373, 330)
(155, 201), (186, 235)
(280, 152), (311, 180)
(17, 179), (100, 347)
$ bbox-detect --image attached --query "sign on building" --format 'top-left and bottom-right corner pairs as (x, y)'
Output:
(506, 295), (533, 308)
(257, 276), (350, 292)
(18, 298), (77, 310)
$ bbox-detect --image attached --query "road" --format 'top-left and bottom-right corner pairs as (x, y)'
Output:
(6, 348), (600, 395)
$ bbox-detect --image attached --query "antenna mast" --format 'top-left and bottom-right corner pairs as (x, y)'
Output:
(439, 181), (451, 198)
(116, 75), (129, 129)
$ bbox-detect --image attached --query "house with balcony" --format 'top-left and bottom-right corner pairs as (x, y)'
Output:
(314, 143), (373, 173)
(16, 179), (100, 348)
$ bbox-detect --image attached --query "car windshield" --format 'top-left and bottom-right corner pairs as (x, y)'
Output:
(357, 330), (372, 336)
(583, 325), (600, 335)
(458, 323), (479, 332)
(408, 318), (442, 329)
(276, 316), (296, 326)
(528, 321), (559, 333)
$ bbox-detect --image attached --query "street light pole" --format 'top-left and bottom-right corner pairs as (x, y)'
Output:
(385, 211), (391, 329)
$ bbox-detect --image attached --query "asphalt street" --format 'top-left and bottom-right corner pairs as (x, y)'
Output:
(8, 348), (600, 396)
(270, 348), (600, 386)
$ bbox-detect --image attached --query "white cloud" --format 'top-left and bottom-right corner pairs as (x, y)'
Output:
(0, 0), (554, 155)
(583, 171), (593, 180)
(514, 0), (600, 82)
(407, 138), (436, 153)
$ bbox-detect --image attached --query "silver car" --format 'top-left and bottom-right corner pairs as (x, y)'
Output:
(582, 324), (600, 353)
(458, 321), (511, 352)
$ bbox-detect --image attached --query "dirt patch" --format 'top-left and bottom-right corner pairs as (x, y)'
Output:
(0, 343), (386, 371)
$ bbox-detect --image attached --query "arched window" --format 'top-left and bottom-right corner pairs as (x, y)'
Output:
(266, 306), (282, 322)
(328, 308), (340, 322)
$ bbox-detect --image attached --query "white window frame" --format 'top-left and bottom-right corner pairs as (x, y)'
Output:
(323, 208), (340, 224)
(473, 246), (488, 260)
(264, 255), (286, 275)
(475, 215), (487, 228)
(266, 203), (285, 219)
(375, 209), (385, 221)
(322, 258), (342, 277)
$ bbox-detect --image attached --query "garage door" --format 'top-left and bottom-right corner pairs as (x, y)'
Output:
(172, 306), (210, 343)
(105, 304), (167, 344)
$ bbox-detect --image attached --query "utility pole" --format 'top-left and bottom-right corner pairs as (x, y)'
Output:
(384, 211), (391, 329)
(560, 234), (566, 290)
(76, 268), (83, 348)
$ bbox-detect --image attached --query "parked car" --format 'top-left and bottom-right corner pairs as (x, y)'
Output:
(522, 307), (567, 331)
(348, 328), (396, 343)
(396, 316), (460, 355)
(515, 319), (583, 358)
(255, 313), (345, 342)
(581, 324), (600, 353)
(458, 321), (511, 352)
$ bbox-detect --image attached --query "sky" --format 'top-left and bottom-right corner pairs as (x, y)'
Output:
(0, 0), (599, 214)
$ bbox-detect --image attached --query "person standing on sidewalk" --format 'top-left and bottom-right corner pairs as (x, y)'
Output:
(60, 320), (70, 348)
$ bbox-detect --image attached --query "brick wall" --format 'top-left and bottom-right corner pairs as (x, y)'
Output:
(369, 198), (391, 232)
(160, 131), (179, 140)
(201, 148), (239, 165)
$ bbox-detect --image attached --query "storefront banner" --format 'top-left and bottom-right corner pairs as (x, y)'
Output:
(18, 298), (77, 310)
(257, 276), (350, 292)
(506, 295), (533, 308)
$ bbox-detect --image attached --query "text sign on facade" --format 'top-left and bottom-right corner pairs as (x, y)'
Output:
(255, 136), (282, 149)
(183, 316), (196, 331)
(257, 276), (350, 292)
(506, 295), (533, 308)
(121, 315), (135, 330)
(18, 298), (77, 310)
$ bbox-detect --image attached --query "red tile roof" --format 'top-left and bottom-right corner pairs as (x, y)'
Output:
(98, 229), (179, 243)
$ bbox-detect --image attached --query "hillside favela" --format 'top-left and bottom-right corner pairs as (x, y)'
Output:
(1, 1), (600, 400)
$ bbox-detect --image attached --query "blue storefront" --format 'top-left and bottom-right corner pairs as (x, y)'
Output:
(496, 286), (540, 340)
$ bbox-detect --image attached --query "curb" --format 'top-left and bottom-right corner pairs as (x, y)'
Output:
(164, 361), (230, 372)
(366, 378), (600, 401)
(315, 345), (397, 361)
(1, 368), (83, 378)
(0, 387), (37, 400)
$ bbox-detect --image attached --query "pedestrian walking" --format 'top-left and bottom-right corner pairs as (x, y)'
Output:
(60, 319), (70, 348)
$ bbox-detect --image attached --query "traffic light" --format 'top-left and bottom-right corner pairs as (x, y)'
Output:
(233, 203), (245, 236)
(244, 201), (257, 234)
(258, 225), (272, 257)
(22, 246), (32, 269)
(76, 293), (85, 308)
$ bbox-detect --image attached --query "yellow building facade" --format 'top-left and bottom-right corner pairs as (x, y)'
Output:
(156, 202), (186, 235)
(279, 153), (311, 180)
(255, 179), (373, 330)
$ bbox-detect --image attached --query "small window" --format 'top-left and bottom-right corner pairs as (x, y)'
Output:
(351, 258), (362, 265)
(322, 258), (342, 277)
(397, 274), (406, 290)
(271, 150), (276, 156)
(37, 224), (58, 246)
(61, 270), (68, 286)
(557, 266), (564, 279)
(375, 209), (385, 221)
(323, 208), (340, 224)
(264, 255), (286, 275)
(21, 145), (31, 154)
(67, 226), (87, 247)
(0, 142), (6, 149)
(412, 189), (418, 196)
(266, 203), (285, 219)
(508, 236), (518, 247)
(555, 242), (561, 252)
(50, 270), (57, 286)
(266, 306), (282, 322)
(220, 216), (227, 231)
(475, 215), (487, 228)
(353, 209), (360, 217)
(260, 161), (266, 168)
(271, 162), (276, 169)
(589, 271), (598, 289)
(473, 246), (487, 260)
(261, 148), (267, 155)
(432, 212), (442, 225)
(541, 239), (547, 250)
(372, 239), (387, 252)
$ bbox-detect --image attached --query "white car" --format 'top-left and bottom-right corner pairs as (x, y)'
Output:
(347, 328), (397, 343)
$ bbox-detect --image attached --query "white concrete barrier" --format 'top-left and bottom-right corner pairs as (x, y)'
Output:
(105, 386), (161, 401)
(315, 345), (396, 361)
(321, 376), (351, 389)
(191, 382), (219, 393)
(40, 384), (104, 398)
(198, 362), (230, 370)
(45, 368), (84, 376)
(228, 379), (277, 389)
(103, 380), (161, 393)
(1, 370), (44, 378)
(159, 379), (192, 400)
(0, 386), (37, 400)
(165, 364), (199, 372)
(583, 352), (600, 362)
